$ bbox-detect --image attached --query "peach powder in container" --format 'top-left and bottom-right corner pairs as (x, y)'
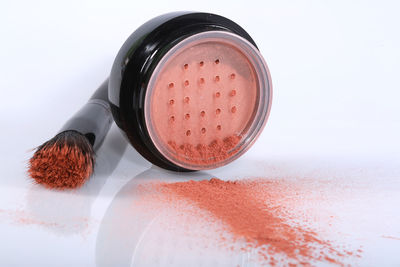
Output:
(108, 12), (272, 171)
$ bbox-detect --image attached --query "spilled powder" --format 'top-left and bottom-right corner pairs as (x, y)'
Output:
(137, 178), (361, 266)
(0, 208), (93, 237)
(381, 235), (400, 241)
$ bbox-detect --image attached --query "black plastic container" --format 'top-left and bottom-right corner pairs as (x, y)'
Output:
(108, 12), (272, 171)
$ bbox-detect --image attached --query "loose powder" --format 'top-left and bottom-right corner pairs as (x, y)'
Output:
(148, 40), (259, 167)
(137, 178), (361, 266)
(168, 135), (241, 164)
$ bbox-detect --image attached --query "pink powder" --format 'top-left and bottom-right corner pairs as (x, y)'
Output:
(135, 178), (362, 266)
(168, 135), (242, 165)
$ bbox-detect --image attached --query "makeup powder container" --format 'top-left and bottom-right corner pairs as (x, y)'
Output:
(109, 12), (272, 171)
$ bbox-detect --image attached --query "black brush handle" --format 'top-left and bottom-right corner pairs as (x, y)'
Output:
(59, 79), (113, 151)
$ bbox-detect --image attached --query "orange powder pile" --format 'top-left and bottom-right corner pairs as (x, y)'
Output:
(144, 178), (360, 266)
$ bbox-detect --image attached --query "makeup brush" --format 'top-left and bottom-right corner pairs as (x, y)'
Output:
(28, 79), (113, 189)
(29, 12), (272, 188)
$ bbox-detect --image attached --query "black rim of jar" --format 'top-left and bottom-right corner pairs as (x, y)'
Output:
(109, 12), (260, 171)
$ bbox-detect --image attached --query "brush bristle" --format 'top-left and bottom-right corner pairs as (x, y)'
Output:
(28, 131), (94, 189)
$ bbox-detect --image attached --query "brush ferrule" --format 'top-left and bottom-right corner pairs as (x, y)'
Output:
(59, 80), (113, 151)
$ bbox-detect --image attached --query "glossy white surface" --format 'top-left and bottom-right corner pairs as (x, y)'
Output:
(1, 0), (399, 266)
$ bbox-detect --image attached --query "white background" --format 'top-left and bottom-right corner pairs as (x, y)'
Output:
(1, 0), (399, 266)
